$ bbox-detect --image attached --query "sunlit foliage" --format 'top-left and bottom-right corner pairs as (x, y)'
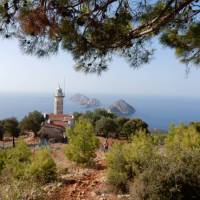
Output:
(65, 119), (100, 165)
(0, 0), (199, 73)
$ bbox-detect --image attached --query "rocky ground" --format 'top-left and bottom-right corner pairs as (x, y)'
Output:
(46, 143), (130, 200)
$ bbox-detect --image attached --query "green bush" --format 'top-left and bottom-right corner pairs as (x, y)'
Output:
(123, 132), (157, 175)
(5, 140), (31, 178)
(106, 124), (200, 199)
(106, 143), (129, 192)
(28, 149), (57, 184)
(0, 142), (56, 200)
(131, 150), (200, 200)
(7, 140), (31, 161)
(165, 124), (200, 155)
(106, 132), (156, 192)
(0, 150), (7, 174)
(151, 133), (166, 145)
(0, 177), (45, 200)
(65, 120), (100, 165)
(188, 121), (200, 133)
(0, 141), (46, 200)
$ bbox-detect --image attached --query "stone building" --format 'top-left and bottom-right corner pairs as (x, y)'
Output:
(38, 124), (66, 143)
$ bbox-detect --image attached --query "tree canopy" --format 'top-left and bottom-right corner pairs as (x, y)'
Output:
(1, 117), (20, 147)
(122, 118), (149, 139)
(0, 0), (199, 73)
(65, 119), (100, 165)
(19, 110), (44, 136)
(95, 117), (119, 137)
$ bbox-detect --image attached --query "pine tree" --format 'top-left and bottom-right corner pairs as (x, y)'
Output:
(65, 120), (100, 165)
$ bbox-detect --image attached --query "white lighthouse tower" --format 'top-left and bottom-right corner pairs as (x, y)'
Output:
(54, 86), (65, 114)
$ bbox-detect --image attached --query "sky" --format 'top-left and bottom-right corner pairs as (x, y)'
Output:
(0, 38), (200, 98)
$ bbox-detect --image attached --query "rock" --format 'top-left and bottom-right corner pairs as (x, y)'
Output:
(70, 93), (101, 107)
(42, 183), (58, 193)
(90, 191), (97, 197)
(108, 99), (135, 116)
(101, 194), (105, 197)
(117, 194), (131, 199)
(99, 197), (106, 200)
(57, 182), (63, 187)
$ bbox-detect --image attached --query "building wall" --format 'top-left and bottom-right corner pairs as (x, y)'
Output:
(54, 96), (63, 114)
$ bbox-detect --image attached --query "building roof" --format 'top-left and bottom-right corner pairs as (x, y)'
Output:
(38, 124), (65, 142)
(45, 114), (74, 128)
(47, 114), (73, 121)
(55, 86), (65, 97)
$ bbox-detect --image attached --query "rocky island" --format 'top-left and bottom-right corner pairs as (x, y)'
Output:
(108, 99), (135, 116)
(70, 94), (101, 108)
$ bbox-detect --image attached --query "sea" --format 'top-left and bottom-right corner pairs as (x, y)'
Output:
(0, 93), (200, 132)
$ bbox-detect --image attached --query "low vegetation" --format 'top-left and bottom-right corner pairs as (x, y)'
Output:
(106, 124), (200, 199)
(28, 149), (57, 184)
(0, 140), (57, 200)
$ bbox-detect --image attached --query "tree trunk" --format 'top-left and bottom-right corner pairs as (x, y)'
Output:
(12, 136), (15, 148)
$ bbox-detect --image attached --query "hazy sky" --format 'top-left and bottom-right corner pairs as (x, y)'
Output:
(0, 38), (200, 97)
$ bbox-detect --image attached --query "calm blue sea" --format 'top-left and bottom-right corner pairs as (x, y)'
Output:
(0, 93), (200, 131)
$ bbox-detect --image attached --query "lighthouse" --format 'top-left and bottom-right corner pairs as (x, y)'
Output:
(54, 86), (65, 114)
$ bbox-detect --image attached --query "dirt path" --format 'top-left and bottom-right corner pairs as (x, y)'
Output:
(47, 143), (129, 200)
(48, 162), (116, 200)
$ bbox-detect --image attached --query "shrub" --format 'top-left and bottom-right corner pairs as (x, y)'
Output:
(7, 140), (31, 162)
(106, 125), (200, 198)
(65, 120), (99, 165)
(106, 132), (156, 192)
(131, 150), (200, 200)
(28, 149), (57, 184)
(106, 143), (129, 192)
(0, 150), (6, 174)
(5, 140), (31, 178)
(151, 133), (166, 145)
(123, 132), (156, 175)
(0, 178), (45, 200)
(188, 121), (200, 133)
(165, 124), (200, 155)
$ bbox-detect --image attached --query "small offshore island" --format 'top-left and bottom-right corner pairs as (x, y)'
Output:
(70, 94), (135, 116)
(70, 93), (101, 108)
(108, 99), (136, 116)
